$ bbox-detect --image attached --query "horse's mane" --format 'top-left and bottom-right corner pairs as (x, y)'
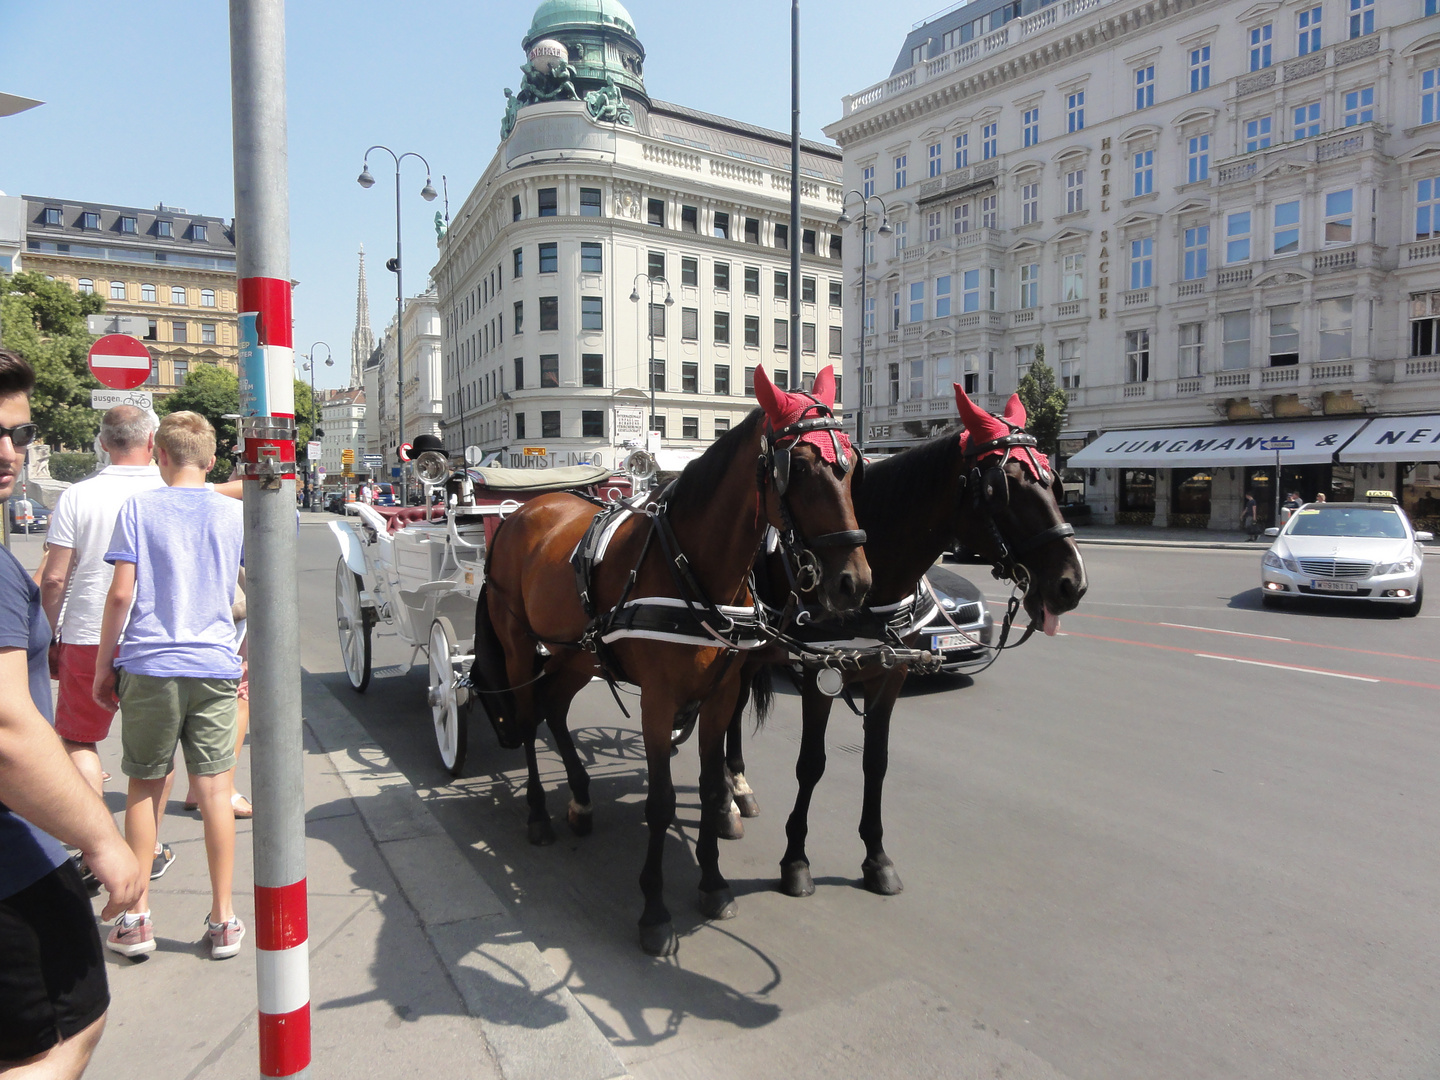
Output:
(666, 407), (764, 517)
(855, 426), (964, 542)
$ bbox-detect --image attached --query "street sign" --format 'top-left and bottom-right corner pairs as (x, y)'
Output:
(316, 466), (326, 480)
(306, 440), (322, 461)
(86, 314), (150, 338)
(523, 446), (546, 457)
(87, 334), (153, 390)
(464, 445), (483, 466)
(341, 448), (355, 464)
(390, 466), (401, 478)
(90, 388), (154, 412)
(398, 441), (413, 462)
(362, 454), (383, 468)
(1263, 437), (1296, 451)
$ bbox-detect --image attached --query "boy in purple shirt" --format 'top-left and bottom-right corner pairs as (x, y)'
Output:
(94, 411), (246, 960)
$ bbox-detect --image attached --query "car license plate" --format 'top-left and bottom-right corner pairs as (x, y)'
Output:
(931, 633), (966, 651)
(1311, 579), (1358, 593)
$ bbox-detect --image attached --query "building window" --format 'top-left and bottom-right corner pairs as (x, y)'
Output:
(1245, 116), (1272, 152)
(541, 410), (560, 438)
(981, 193), (998, 229)
(982, 122), (997, 160)
(1269, 305), (1300, 366)
(681, 416), (699, 440)
(141, 283), (156, 302)
(109, 280), (126, 300)
(649, 303), (666, 338)
(1417, 177), (1440, 239)
(909, 281), (925, 323)
(774, 271), (789, 301)
(928, 141), (942, 177)
(156, 219), (173, 238)
(713, 416), (731, 438)
(1065, 170), (1084, 214)
(801, 276), (816, 304)
(1186, 134), (1210, 183)
(1348, 0), (1374, 38)
(581, 296), (603, 331)
(1022, 106), (1039, 147)
(681, 307), (699, 341)
(1422, 68), (1440, 126)
(71, 277), (90, 294)
(888, 362), (901, 403)
(172, 321), (188, 343)
(1343, 86), (1374, 126)
(954, 133), (969, 169)
(1129, 238), (1154, 289)
(894, 154), (908, 189)
(1178, 323), (1204, 377)
(647, 250), (665, 279)
(802, 323), (816, 354)
(80, 211), (100, 230)
(515, 413), (525, 439)
(119, 215), (137, 234)
(906, 358), (924, 400)
(862, 165), (875, 199)
(1183, 225), (1209, 280)
(1297, 6), (1322, 55)
(512, 195), (522, 222)
(682, 361), (699, 393)
(958, 355), (979, 395)
(829, 233), (842, 259)
(1325, 190), (1354, 245)
(1125, 329), (1150, 382)
(42, 206), (61, 225)
(513, 300), (523, 333)
(650, 359), (666, 392)
(744, 266), (760, 295)
(829, 326), (842, 356)
(774, 319), (789, 351)
(536, 354), (558, 388)
(829, 280), (842, 307)
(538, 188), (558, 217)
(681, 256), (698, 287)
(582, 410), (604, 437)
(1134, 65), (1155, 110)
(580, 242), (603, 273)
(747, 217), (763, 245)
(1067, 90), (1085, 132)
(680, 204), (698, 232)
(715, 365), (731, 395)
(935, 274), (952, 317)
(1062, 253), (1085, 300)
(713, 211), (729, 239)
(1189, 45), (1211, 92)
(580, 187), (602, 217)
(1222, 312), (1251, 369)
(539, 296), (559, 331)
(1413, 292), (1440, 355)
(1293, 102), (1321, 141)
(514, 357), (525, 389)
(1018, 263), (1039, 309)
(714, 262), (730, 291)
(1319, 297), (1353, 360)
(191, 223), (207, 242)
(953, 202), (970, 234)
(200, 288), (216, 307)
(201, 323), (217, 344)
(173, 360), (189, 383)
(863, 295), (875, 332)
(1060, 339), (1081, 388)
(171, 286), (187, 304)
(1132, 149), (1154, 196)
(744, 314), (760, 347)
(1227, 211), (1252, 262)
(145, 319), (157, 341)
(1021, 181), (1039, 224)
(927, 210), (942, 242)
(645, 197), (664, 227)
(539, 242), (558, 273)
(1250, 24), (1273, 71)
(1273, 200), (1301, 256)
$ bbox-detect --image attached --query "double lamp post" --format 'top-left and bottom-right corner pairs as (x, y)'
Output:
(299, 341), (332, 511)
(629, 273), (674, 443)
(837, 191), (890, 454)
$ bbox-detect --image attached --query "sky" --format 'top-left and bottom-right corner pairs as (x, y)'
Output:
(0, 0), (942, 390)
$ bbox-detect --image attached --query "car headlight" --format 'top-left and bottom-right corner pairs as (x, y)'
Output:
(1262, 551), (1298, 572)
(1377, 557), (1416, 575)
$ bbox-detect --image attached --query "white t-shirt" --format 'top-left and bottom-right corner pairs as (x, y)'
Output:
(48, 464), (165, 644)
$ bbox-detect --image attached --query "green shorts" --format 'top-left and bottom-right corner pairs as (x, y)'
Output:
(117, 671), (240, 780)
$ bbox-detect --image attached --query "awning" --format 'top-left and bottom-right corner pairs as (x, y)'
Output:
(1336, 414), (1440, 463)
(1067, 418), (1371, 469)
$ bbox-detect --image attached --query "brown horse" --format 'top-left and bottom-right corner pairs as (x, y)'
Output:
(470, 365), (870, 955)
(725, 386), (1087, 897)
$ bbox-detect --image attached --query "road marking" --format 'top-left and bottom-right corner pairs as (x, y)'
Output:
(1195, 654), (1379, 682)
(1161, 622), (1291, 641)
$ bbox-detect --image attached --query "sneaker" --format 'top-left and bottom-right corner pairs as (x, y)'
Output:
(106, 912), (156, 957)
(150, 844), (176, 880)
(207, 915), (245, 960)
(69, 853), (100, 895)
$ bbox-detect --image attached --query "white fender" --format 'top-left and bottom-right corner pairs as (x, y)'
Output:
(328, 520), (369, 578)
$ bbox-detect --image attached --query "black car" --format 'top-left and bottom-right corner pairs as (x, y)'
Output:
(913, 565), (996, 674)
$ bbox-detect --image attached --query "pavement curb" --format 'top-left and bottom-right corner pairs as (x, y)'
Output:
(302, 678), (630, 1080)
(1074, 538), (1257, 550)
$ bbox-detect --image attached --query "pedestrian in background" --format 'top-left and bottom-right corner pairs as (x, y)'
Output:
(0, 349), (142, 1077)
(1242, 492), (1260, 541)
(94, 411), (247, 961)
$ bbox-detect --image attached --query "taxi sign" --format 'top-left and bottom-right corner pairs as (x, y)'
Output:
(1364, 489), (1396, 501)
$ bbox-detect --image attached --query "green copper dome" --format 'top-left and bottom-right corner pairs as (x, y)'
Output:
(524, 0), (638, 45)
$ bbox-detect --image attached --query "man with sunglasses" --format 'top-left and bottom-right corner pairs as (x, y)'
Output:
(0, 349), (143, 1076)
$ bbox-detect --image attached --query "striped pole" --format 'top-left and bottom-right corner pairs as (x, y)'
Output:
(229, 2), (310, 1076)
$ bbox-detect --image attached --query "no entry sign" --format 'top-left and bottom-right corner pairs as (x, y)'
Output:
(88, 334), (153, 390)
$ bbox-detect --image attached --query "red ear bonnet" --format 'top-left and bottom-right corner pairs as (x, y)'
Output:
(751, 364), (851, 464)
(952, 384), (1050, 479)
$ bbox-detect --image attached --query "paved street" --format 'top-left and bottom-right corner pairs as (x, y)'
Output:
(291, 518), (1440, 1080)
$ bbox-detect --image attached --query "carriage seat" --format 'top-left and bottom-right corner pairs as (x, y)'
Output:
(469, 463), (613, 494)
(373, 505), (446, 533)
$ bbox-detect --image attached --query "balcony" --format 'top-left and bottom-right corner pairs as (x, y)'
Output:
(1012, 309), (1038, 326)
(1175, 280), (1206, 300)
(1404, 239), (1440, 265)
(1217, 267), (1253, 289)
(1400, 356), (1440, 381)
(1174, 359), (1379, 397)
(1213, 123), (1387, 187)
(1121, 287), (1155, 309)
(1054, 299), (1086, 319)
(1121, 382), (1151, 401)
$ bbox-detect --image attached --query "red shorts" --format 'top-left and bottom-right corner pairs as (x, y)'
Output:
(54, 644), (116, 744)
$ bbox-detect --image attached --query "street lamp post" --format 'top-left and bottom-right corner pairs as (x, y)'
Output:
(628, 273), (674, 455)
(358, 145), (436, 506)
(301, 341), (333, 512)
(837, 191), (891, 454)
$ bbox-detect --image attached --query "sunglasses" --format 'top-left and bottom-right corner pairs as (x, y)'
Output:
(0, 423), (39, 448)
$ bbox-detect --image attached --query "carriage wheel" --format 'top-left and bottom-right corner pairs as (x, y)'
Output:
(335, 558), (372, 692)
(428, 616), (468, 776)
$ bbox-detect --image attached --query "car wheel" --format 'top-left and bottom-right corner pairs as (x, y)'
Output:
(1401, 584), (1424, 619)
(1261, 592), (1283, 609)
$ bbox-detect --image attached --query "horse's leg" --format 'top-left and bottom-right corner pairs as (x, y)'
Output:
(695, 684), (742, 921)
(543, 671), (597, 837)
(522, 732), (555, 846)
(637, 697), (679, 956)
(489, 604), (555, 846)
(779, 675), (835, 898)
(725, 683), (759, 820)
(858, 668), (907, 895)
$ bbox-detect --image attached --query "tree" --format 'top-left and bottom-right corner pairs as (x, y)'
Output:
(1015, 343), (1068, 457)
(160, 364), (239, 483)
(0, 271), (106, 449)
(294, 378), (317, 461)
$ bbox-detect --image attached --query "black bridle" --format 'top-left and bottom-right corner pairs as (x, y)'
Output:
(758, 394), (867, 593)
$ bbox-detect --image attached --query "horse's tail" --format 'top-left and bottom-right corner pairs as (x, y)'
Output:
(749, 665), (774, 730)
(470, 584), (521, 748)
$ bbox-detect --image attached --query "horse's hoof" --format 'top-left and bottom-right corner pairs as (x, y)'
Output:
(527, 818), (556, 846)
(734, 792), (760, 818)
(567, 800), (593, 837)
(698, 887), (738, 921)
(779, 859), (815, 898)
(639, 920), (678, 956)
(714, 809), (744, 841)
(862, 859), (904, 896)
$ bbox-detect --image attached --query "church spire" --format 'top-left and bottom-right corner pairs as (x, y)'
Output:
(350, 244), (374, 389)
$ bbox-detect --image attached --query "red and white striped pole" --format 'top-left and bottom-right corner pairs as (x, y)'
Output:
(229, 2), (310, 1076)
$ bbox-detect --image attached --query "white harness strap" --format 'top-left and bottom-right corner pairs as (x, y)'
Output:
(598, 597), (770, 649)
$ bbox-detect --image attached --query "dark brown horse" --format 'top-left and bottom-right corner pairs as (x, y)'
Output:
(724, 386), (1087, 898)
(470, 365), (870, 955)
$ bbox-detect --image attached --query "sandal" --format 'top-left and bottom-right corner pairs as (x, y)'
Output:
(183, 799), (199, 812)
(231, 793), (253, 819)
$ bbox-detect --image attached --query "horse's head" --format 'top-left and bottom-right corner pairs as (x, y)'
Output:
(754, 365), (871, 614)
(951, 386), (1087, 635)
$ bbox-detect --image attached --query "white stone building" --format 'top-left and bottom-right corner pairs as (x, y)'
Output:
(367, 289), (442, 471)
(433, 0), (846, 471)
(319, 387), (366, 480)
(0, 193), (23, 274)
(828, 0), (1440, 531)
